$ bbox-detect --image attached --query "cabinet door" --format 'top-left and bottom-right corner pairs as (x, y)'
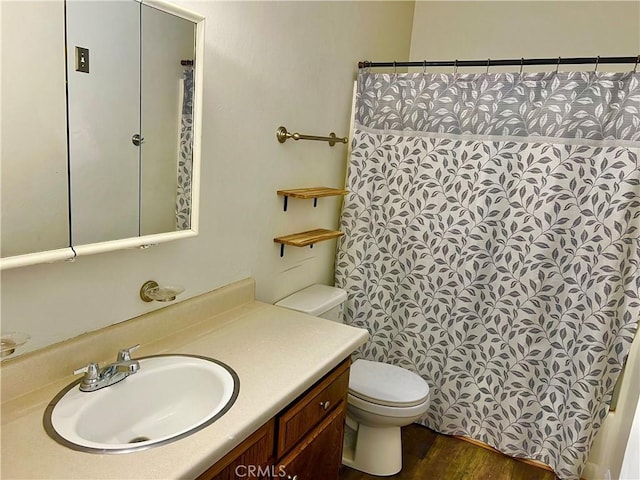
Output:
(276, 403), (346, 480)
(66, 0), (141, 245)
(140, 5), (195, 235)
(1, 0), (69, 258)
(197, 420), (275, 480)
(277, 359), (350, 458)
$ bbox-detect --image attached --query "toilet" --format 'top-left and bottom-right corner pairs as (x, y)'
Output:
(275, 284), (430, 476)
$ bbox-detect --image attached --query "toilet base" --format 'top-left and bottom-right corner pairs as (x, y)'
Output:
(342, 421), (402, 476)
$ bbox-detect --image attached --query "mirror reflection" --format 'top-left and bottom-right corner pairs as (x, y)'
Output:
(1, 1), (197, 259)
(140, 4), (196, 236)
(1, 1), (69, 257)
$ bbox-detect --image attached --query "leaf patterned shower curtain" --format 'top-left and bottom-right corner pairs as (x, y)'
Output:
(176, 66), (194, 230)
(335, 71), (640, 479)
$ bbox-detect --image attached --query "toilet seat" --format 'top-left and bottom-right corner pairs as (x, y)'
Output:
(348, 359), (429, 408)
(348, 391), (430, 419)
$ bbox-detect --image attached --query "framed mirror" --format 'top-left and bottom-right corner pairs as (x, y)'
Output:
(0, 0), (204, 270)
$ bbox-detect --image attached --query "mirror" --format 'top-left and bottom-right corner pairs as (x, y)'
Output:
(1, 1), (70, 258)
(0, 0), (204, 269)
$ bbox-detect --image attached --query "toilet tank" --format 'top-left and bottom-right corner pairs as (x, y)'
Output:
(275, 284), (347, 322)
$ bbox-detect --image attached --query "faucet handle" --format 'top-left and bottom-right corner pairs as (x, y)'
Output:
(73, 362), (100, 380)
(117, 344), (141, 362)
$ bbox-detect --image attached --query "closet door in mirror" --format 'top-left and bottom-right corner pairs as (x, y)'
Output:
(0, 1), (70, 258)
(67, 1), (141, 245)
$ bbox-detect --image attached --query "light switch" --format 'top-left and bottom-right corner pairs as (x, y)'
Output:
(75, 47), (89, 73)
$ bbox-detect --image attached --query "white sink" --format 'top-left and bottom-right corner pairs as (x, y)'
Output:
(43, 355), (239, 453)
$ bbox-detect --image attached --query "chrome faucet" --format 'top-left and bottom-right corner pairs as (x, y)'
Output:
(74, 344), (141, 392)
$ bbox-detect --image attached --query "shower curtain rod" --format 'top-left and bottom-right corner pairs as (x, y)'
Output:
(358, 55), (640, 70)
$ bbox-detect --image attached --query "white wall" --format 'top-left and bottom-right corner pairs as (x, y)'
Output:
(0, 1), (414, 355)
(409, 3), (640, 479)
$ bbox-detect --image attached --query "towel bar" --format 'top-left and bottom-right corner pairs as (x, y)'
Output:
(276, 126), (348, 147)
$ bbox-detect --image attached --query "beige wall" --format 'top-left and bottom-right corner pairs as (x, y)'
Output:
(410, 1), (640, 73)
(0, 1), (414, 354)
(409, 3), (640, 479)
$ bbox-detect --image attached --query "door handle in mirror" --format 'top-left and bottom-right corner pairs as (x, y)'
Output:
(132, 134), (144, 146)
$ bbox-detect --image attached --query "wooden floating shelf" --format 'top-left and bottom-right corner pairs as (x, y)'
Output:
(277, 187), (347, 199)
(274, 228), (344, 247)
(277, 187), (347, 211)
(273, 228), (344, 257)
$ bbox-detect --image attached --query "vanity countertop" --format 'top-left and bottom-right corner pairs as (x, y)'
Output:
(0, 294), (368, 479)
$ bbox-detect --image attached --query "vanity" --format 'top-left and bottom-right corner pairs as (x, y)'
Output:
(0, 278), (368, 479)
(200, 359), (350, 479)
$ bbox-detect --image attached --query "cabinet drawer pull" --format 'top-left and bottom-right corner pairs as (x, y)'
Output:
(320, 400), (330, 410)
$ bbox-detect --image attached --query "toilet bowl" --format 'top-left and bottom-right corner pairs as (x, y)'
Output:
(275, 285), (430, 476)
(343, 358), (430, 475)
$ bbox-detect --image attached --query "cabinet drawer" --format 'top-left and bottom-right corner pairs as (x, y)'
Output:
(276, 358), (350, 458)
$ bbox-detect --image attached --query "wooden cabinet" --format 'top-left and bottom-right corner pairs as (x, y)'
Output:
(197, 358), (350, 480)
(276, 406), (345, 480)
(196, 420), (275, 480)
(277, 359), (349, 458)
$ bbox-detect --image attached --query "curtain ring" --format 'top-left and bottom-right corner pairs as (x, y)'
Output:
(594, 55), (600, 72)
(556, 56), (561, 74)
(423, 60), (427, 74)
(486, 58), (491, 75)
(519, 57), (524, 75)
(634, 55), (639, 73)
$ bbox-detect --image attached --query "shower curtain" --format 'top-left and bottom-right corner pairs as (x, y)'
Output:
(335, 70), (640, 479)
(176, 66), (194, 230)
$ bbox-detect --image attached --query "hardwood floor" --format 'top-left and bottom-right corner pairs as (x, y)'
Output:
(339, 424), (557, 480)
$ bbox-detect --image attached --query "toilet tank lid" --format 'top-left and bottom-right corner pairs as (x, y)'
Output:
(275, 284), (347, 316)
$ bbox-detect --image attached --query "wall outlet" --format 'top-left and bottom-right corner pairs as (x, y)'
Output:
(75, 47), (89, 73)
